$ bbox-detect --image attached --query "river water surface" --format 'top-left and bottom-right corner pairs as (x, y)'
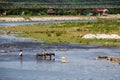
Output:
(0, 21), (120, 80)
(0, 20), (96, 27)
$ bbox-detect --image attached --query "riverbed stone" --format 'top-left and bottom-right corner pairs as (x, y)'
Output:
(82, 34), (120, 39)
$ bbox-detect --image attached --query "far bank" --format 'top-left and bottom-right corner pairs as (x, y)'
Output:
(0, 15), (120, 22)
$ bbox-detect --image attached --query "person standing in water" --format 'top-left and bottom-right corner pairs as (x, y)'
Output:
(19, 50), (23, 56)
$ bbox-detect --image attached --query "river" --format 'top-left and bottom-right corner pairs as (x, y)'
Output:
(0, 20), (96, 27)
(0, 20), (120, 80)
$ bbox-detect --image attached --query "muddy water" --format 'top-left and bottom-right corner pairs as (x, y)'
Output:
(0, 35), (120, 80)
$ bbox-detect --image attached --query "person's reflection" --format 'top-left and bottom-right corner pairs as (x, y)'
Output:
(20, 56), (23, 67)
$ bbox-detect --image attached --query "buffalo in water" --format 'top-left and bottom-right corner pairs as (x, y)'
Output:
(36, 51), (55, 60)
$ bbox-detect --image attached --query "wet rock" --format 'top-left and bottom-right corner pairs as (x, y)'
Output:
(94, 56), (120, 65)
(83, 34), (120, 39)
(107, 57), (120, 64)
(0, 50), (7, 53)
(0, 50), (11, 53)
(94, 55), (108, 60)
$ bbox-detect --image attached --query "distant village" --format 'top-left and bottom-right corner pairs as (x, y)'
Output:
(0, 0), (120, 16)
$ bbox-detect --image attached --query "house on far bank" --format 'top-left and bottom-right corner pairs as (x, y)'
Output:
(0, 0), (119, 16)
(90, 8), (108, 16)
(47, 8), (55, 15)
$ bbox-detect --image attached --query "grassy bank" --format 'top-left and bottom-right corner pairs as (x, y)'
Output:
(0, 19), (120, 46)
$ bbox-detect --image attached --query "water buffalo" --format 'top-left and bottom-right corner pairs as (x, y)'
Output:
(36, 51), (55, 60)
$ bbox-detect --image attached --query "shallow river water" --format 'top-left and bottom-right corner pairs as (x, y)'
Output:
(0, 20), (96, 27)
(0, 21), (120, 80)
(0, 35), (120, 80)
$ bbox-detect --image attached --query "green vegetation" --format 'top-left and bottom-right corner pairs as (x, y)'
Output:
(0, 8), (120, 16)
(3, 0), (119, 3)
(0, 0), (120, 16)
(0, 19), (120, 46)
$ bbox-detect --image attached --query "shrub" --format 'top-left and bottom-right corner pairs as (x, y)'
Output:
(55, 32), (62, 36)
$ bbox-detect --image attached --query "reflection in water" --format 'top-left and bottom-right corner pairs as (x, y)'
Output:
(20, 56), (23, 67)
(36, 56), (55, 64)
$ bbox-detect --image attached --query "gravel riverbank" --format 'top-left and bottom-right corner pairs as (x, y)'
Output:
(0, 15), (120, 22)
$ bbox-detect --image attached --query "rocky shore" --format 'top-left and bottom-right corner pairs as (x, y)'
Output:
(0, 15), (120, 22)
(0, 16), (95, 22)
(83, 34), (120, 39)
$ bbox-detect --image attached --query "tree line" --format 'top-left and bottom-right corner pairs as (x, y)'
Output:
(0, 8), (120, 16)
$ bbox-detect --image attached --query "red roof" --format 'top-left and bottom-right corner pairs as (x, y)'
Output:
(97, 8), (104, 12)
(90, 8), (104, 13)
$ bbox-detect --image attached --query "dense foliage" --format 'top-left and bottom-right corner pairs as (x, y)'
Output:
(0, 0), (119, 15)
(3, 0), (120, 3)
(0, 8), (119, 16)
